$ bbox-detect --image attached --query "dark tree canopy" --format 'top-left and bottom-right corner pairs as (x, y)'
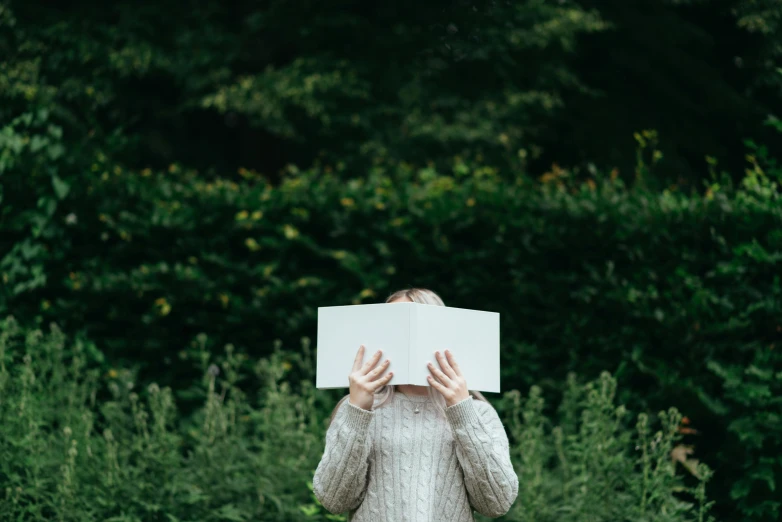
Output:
(2, 0), (780, 183)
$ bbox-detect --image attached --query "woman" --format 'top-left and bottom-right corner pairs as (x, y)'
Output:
(313, 288), (518, 521)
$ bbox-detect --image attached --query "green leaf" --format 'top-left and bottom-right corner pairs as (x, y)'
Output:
(51, 174), (70, 199)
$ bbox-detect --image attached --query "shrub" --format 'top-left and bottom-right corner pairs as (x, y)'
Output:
(0, 318), (713, 521)
(2, 150), (780, 520)
(0, 316), (327, 522)
(500, 373), (714, 522)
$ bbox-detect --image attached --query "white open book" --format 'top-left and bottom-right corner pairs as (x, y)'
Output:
(316, 302), (500, 392)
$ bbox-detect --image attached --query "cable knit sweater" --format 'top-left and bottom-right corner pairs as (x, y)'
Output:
(313, 392), (519, 521)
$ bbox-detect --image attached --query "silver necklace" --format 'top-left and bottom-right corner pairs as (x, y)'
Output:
(414, 405), (420, 414)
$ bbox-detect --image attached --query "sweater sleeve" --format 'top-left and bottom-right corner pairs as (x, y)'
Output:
(445, 397), (519, 517)
(313, 399), (374, 514)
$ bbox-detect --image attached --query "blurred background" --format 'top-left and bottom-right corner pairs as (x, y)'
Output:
(1, 1), (781, 521)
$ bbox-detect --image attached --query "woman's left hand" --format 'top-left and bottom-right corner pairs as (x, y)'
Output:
(427, 349), (470, 407)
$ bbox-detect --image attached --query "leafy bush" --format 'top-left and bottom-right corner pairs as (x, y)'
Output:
(0, 318), (713, 522)
(501, 372), (714, 522)
(0, 316), (327, 522)
(2, 139), (780, 519)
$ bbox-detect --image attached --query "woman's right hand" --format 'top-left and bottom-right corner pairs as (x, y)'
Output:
(349, 345), (392, 411)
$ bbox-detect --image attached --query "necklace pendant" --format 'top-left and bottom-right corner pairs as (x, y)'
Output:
(414, 406), (420, 414)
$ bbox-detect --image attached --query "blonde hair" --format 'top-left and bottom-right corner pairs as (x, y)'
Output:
(329, 287), (488, 425)
(386, 287), (446, 307)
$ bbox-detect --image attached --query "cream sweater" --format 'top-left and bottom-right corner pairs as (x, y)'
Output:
(313, 392), (519, 521)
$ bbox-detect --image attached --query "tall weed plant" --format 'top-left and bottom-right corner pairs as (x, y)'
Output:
(499, 374), (715, 522)
(0, 318), (713, 521)
(0, 316), (325, 522)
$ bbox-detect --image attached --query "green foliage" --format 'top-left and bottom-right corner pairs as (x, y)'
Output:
(3, 2), (782, 519)
(0, 316), (327, 521)
(0, 108), (67, 298)
(0, 318), (712, 522)
(1, 134), (780, 519)
(500, 372), (715, 522)
(2, 0), (779, 180)
(2, 0), (605, 175)
(706, 351), (782, 520)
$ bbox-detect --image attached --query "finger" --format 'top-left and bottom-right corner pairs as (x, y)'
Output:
(427, 361), (451, 386)
(360, 349), (383, 375)
(445, 349), (463, 377)
(427, 375), (448, 394)
(435, 350), (457, 379)
(367, 359), (391, 381)
(370, 371), (394, 391)
(352, 345), (365, 373)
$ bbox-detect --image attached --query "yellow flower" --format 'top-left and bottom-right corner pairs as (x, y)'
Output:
(168, 164), (179, 173)
(219, 293), (230, 308)
(340, 197), (355, 208)
(359, 288), (375, 299)
(251, 210), (263, 220)
(154, 297), (171, 316)
(283, 224), (299, 239)
(281, 361), (293, 371)
(586, 179), (596, 191)
(245, 238), (261, 251)
(69, 272), (82, 290)
(390, 218), (405, 227)
(374, 202), (386, 210)
(108, 369), (118, 379)
(331, 250), (347, 260)
(141, 168), (152, 177)
(235, 210), (249, 221)
(466, 197), (476, 207)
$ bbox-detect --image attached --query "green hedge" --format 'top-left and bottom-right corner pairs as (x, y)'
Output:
(1, 114), (781, 519)
(0, 317), (713, 521)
